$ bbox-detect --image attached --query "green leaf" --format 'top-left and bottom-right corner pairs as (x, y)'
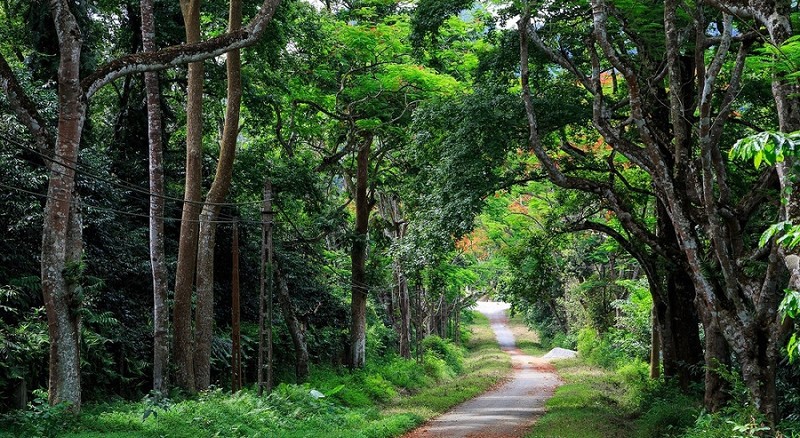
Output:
(754, 150), (763, 168)
(779, 289), (800, 321)
(324, 384), (345, 397)
(759, 221), (792, 247)
(788, 333), (799, 362)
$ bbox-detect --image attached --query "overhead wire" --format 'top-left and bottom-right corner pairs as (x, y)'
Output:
(0, 180), (254, 225)
(0, 132), (270, 210)
(0, 134), (274, 224)
(0, 127), (370, 285)
(0, 150), (390, 292)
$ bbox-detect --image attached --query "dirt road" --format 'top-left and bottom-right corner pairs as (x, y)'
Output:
(405, 301), (561, 438)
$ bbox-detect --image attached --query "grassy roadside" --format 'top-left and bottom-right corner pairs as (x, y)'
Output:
(509, 317), (638, 438)
(524, 359), (636, 438)
(2, 311), (510, 438)
(387, 311), (510, 419)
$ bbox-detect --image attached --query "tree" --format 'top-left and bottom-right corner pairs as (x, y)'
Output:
(376, 193), (411, 358)
(140, 0), (169, 396)
(0, 0), (282, 410)
(193, 0), (245, 392)
(517, 0), (789, 421)
(172, 0), (205, 393)
(279, 6), (460, 367)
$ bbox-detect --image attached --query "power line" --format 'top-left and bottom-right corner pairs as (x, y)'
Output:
(0, 180), (256, 225)
(0, 132), (272, 211)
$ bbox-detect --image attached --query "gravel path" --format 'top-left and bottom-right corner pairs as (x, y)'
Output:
(404, 301), (562, 438)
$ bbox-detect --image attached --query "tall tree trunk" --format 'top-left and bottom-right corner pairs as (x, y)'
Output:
(350, 134), (373, 368)
(258, 181), (272, 395)
(173, 0), (203, 393)
(398, 267), (411, 358)
(765, 9), (800, 425)
(193, 0), (243, 392)
(276, 264), (310, 382)
(141, 0), (169, 395)
(714, 2), (797, 426)
(665, 268), (703, 389)
(42, 0), (85, 410)
(649, 305), (660, 379)
(653, 268), (703, 390)
(377, 194), (411, 358)
(702, 313), (729, 412)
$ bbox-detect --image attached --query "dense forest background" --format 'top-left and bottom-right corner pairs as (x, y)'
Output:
(1, 0), (800, 436)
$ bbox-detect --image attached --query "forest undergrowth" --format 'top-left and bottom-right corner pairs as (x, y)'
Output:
(524, 331), (800, 438)
(0, 312), (509, 438)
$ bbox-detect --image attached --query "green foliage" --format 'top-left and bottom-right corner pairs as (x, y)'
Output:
(422, 335), (465, 374)
(410, 0), (474, 49)
(306, 337), (465, 409)
(731, 130), (800, 367)
(782, 289), (800, 363)
(527, 359), (700, 438)
(0, 312), (505, 438)
(2, 391), (79, 438)
(526, 359), (637, 438)
(608, 280), (653, 361)
(0, 283), (48, 410)
(747, 35), (800, 82)
(576, 328), (619, 369)
(678, 363), (800, 437)
(729, 130), (800, 169)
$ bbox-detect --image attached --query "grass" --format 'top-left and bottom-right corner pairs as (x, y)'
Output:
(509, 313), (549, 357)
(389, 312), (510, 417)
(1, 311), (511, 438)
(509, 316), (637, 438)
(525, 359), (636, 438)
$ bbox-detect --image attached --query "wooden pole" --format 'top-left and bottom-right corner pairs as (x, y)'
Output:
(231, 220), (242, 392)
(266, 181), (274, 393)
(258, 182), (268, 396)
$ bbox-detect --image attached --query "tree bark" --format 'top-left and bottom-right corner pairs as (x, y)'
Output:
(377, 194), (411, 358)
(520, 4), (778, 413)
(42, 0), (85, 410)
(258, 181), (272, 395)
(193, 0), (243, 392)
(276, 264), (310, 382)
(141, 0), (169, 395)
(664, 268), (703, 389)
(702, 313), (730, 412)
(350, 133), (373, 368)
(649, 305), (660, 379)
(398, 267), (411, 357)
(172, 0), (203, 393)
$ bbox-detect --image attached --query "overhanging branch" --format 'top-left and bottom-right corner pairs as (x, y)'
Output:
(82, 0), (282, 98)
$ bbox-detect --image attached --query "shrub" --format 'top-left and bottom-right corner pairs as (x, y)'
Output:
(1, 393), (80, 438)
(576, 327), (620, 368)
(636, 398), (698, 438)
(381, 357), (430, 390)
(422, 352), (451, 381)
(617, 359), (650, 409)
(363, 374), (397, 402)
(422, 336), (464, 374)
(366, 322), (397, 360)
(549, 331), (574, 349)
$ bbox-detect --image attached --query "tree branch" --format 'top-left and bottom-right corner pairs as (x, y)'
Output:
(0, 54), (54, 154)
(519, 12), (669, 261)
(82, 0), (282, 98)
